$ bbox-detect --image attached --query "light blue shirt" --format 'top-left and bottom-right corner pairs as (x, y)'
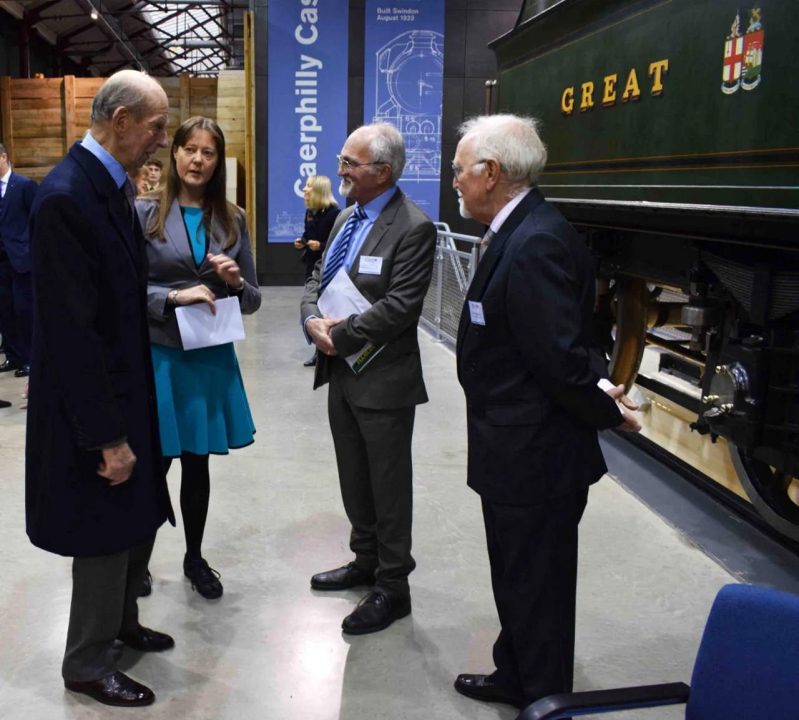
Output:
(324, 186), (398, 275)
(81, 131), (128, 190)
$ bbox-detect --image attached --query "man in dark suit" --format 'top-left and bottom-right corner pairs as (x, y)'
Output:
(450, 115), (640, 712)
(301, 123), (436, 635)
(0, 142), (37, 377)
(26, 69), (174, 707)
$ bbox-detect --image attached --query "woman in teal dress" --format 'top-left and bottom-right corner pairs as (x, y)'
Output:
(136, 116), (261, 599)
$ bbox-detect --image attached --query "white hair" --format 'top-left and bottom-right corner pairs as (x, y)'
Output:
(458, 114), (548, 186)
(91, 69), (161, 123)
(362, 123), (406, 183)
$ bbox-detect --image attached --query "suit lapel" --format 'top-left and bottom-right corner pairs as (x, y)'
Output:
(0, 174), (14, 222)
(164, 199), (199, 274)
(457, 189), (546, 351)
(346, 188), (402, 282)
(70, 143), (140, 271)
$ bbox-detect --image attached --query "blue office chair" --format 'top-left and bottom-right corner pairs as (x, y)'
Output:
(518, 583), (799, 719)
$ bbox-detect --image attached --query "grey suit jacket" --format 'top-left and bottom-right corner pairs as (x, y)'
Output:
(136, 198), (261, 348)
(300, 188), (436, 409)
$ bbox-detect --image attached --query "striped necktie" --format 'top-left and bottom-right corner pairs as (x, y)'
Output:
(319, 205), (367, 294)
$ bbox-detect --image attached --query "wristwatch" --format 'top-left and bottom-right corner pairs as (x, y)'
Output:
(168, 289), (179, 305)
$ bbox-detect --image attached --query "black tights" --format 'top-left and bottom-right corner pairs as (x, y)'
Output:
(163, 452), (210, 561)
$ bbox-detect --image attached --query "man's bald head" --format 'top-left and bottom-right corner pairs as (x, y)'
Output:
(91, 70), (166, 124)
(89, 70), (169, 174)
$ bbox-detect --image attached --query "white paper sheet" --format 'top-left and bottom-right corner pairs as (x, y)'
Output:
(318, 268), (372, 319)
(316, 269), (383, 374)
(175, 296), (246, 351)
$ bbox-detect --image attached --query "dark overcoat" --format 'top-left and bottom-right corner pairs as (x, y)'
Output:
(25, 142), (174, 557)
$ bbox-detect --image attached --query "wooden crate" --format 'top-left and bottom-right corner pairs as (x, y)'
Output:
(0, 74), (219, 182)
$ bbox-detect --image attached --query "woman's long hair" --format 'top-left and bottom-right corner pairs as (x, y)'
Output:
(305, 175), (338, 211)
(147, 116), (240, 248)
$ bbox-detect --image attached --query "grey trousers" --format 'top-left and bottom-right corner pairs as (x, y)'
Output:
(62, 536), (155, 682)
(327, 372), (416, 597)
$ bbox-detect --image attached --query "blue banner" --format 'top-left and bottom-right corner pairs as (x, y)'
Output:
(364, 0), (445, 220)
(267, 0), (349, 243)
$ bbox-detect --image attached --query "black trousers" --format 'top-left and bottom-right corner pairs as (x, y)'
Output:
(62, 536), (155, 682)
(481, 488), (588, 704)
(327, 369), (416, 597)
(0, 249), (31, 366)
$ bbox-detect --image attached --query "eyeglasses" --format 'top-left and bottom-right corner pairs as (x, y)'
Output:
(451, 160), (487, 179)
(336, 154), (387, 170)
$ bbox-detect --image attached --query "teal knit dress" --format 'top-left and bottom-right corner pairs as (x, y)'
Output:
(150, 207), (256, 457)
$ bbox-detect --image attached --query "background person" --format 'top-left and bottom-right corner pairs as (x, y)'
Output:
(451, 114), (640, 711)
(293, 174), (339, 366)
(26, 69), (174, 708)
(144, 158), (163, 191)
(0, 141), (37, 378)
(137, 116), (261, 600)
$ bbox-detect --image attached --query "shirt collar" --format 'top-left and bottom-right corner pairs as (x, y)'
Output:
(490, 187), (532, 234)
(358, 185), (398, 221)
(0, 168), (11, 186)
(81, 131), (129, 190)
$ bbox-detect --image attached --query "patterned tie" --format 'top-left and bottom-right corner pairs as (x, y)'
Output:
(477, 228), (495, 264)
(121, 178), (136, 228)
(319, 205), (367, 294)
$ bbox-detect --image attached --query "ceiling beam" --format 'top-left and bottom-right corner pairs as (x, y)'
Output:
(79, 0), (149, 70)
(131, 0), (249, 9)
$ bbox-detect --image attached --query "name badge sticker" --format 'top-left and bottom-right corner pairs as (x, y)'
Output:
(359, 256), (383, 275)
(468, 301), (486, 326)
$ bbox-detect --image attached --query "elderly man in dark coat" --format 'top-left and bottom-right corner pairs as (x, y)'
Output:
(26, 69), (174, 708)
(451, 115), (640, 713)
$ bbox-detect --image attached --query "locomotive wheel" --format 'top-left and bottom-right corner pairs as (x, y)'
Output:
(730, 448), (799, 543)
(608, 277), (649, 391)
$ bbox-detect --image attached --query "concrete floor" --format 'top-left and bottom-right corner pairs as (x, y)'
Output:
(0, 286), (739, 719)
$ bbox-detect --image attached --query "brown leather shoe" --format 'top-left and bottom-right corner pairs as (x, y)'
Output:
(118, 625), (175, 652)
(454, 673), (525, 708)
(341, 590), (411, 635)
(311, 562), (376, 591)
(65, 671), (155, 706)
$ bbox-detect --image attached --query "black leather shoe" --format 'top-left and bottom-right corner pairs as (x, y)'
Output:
(341, 590), (411, 635)
(454, 673), (525, 708)
(13, 364), (29, 378)
(303, 353), (317, 367)
(65, 671), (155, 707)
(138, 570), (153, 597)
(0, 399), (10, 409)
(311, 561), (376, 591)
(118, 625), (175, 652)
(184, 556), (223, 599)
(0, 359), (19, 372)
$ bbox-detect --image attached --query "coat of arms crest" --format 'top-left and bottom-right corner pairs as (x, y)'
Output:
(722, 6), (764, 94)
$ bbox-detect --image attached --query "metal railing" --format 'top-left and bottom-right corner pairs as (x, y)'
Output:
(420, 223), (481, 344)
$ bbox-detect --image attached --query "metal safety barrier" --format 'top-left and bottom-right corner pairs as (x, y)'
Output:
(420, 223), (481, 344)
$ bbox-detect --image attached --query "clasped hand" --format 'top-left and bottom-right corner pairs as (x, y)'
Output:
(306, 316), (342, 356)
(97, 442), (137, 486)
(207, 252), (243, 291)
(605, 384), (642, 433)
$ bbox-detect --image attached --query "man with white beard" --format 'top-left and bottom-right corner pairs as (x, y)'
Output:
(300, 123), (437, 635)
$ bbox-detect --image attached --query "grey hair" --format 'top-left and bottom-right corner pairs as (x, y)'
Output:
(458, 114), (548, 186)
(0, 142), (7, 158)
(364, 123), (406, 183)
(90, 69), (158, 123)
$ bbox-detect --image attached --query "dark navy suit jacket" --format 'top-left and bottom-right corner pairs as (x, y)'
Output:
(0, 171), (38, 272)
(456, 189), (623, 505)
